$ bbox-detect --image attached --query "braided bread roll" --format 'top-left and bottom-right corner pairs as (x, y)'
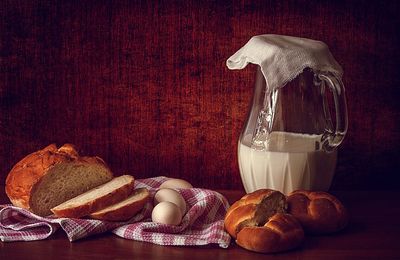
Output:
(224, 189), (304, 253)
(287, 190), (348, 234)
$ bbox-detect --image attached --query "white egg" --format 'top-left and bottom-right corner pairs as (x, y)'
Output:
(160, 178), (193, 189)
(154, 188), (187, 216)
(151, 201), (182, 225)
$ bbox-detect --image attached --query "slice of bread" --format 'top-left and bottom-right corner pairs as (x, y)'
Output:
(51, 175), (135, 218)
(5, 144), (114, 216)
(89, 188), (150, 221)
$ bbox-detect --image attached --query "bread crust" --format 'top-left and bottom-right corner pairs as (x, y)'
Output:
(287, 190), (348, 234)
(89, 188), (150, 221)
(51, 175), (135, 218)
(236, 213), (304, 253)
(224, 189), (304, 253)
(5, 144), (113, 215)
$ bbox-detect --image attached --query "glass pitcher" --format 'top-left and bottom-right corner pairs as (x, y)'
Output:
(238, 67), (348, 194)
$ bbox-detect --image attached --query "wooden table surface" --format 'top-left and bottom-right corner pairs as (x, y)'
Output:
(1, 187), (400, 259)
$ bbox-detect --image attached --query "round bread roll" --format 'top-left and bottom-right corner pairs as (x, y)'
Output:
(224, 189), (304, 253)
(5, 143), (113, 216)
(287, 190), (348, 234)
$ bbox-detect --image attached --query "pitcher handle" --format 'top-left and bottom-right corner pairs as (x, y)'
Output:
(318, 72), (348, 151)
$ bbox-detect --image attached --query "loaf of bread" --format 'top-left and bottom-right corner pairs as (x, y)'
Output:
(224, 189), (304, 253)
(51, 175), (135, 218)
(89, 187), (149, 221)
(5, 144), (113, 216)
(287, 190), (348, 234)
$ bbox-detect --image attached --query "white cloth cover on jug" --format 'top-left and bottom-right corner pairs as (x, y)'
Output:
(226, 34), (343, 91)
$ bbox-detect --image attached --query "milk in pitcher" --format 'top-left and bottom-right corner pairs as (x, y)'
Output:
(238, 132), (337, 194)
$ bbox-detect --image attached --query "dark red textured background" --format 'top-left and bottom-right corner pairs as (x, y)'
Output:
(0, 0), (399, 190)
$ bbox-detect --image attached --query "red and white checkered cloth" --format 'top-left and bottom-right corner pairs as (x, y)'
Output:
(0, 176), (231, 248)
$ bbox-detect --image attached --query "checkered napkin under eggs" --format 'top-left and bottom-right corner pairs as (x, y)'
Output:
(0, 176), (231, 248)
